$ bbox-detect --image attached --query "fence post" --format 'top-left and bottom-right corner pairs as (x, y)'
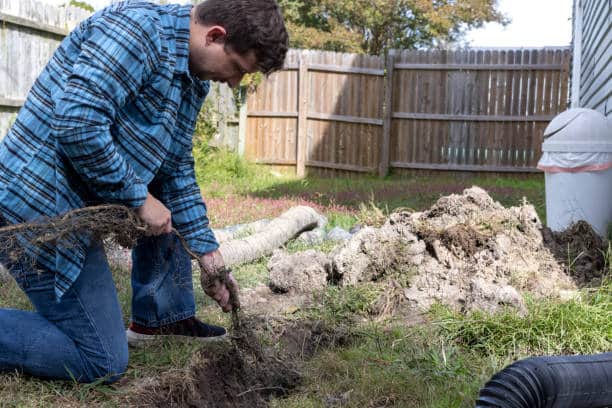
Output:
(296, 52), (309, 177)
(237, 89), (247, 156)
(379, 49), (395, 177)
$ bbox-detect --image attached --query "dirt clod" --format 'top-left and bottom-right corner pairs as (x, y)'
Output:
(268, 249), (331, 294)
(542, 221), (608, 286)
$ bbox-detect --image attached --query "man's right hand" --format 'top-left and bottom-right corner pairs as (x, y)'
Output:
(135, 193), (172, 235)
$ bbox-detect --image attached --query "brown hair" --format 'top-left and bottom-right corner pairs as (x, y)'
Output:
(194, 0), (288, 74)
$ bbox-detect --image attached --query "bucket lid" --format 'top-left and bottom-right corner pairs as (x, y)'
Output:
(542, 109), (612, 153)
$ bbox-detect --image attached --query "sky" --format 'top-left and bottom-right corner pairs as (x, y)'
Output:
(465, 0), (573, 47)
(36, 0), (574, 48)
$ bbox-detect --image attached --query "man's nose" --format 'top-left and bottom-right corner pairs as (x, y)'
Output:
(227, 74), (244, 89)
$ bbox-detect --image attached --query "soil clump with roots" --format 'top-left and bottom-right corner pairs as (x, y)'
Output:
(541, 220), (608, 286)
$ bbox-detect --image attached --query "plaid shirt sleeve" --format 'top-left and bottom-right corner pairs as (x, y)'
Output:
(52, 10), (162, 208)
(157, 150), (219, 257)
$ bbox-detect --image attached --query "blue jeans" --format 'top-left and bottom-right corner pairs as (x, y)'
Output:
(0, 233), (195, 383)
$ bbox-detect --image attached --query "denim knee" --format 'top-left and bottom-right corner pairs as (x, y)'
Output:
(80, 339), (129, 384)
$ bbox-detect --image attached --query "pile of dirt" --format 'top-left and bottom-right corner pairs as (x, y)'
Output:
(396, 187), (576, 313)
(267, 187), (588, 315)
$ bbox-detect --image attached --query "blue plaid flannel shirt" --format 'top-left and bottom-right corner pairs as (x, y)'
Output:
(0, 2), (219, 300)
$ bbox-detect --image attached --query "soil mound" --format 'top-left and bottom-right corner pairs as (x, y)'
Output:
(269, 187), (584, 316)
(542, 221), (608, 286)
(361, 187), (575, 314)
(268, 249), (332, 293)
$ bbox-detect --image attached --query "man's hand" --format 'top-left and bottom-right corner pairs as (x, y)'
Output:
(200, 250), (239, 312)
(135, 193), (172, 235)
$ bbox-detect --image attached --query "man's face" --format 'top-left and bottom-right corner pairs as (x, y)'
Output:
(189, 14), (258, 88)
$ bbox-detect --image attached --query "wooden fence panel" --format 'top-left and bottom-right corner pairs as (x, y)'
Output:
(245, 47), (571, 175)
(246, 49), (385, 176)
(0, 0), (90, 138)
(305, 50), (384, 175)
(389, 47), (571, 173)
(245, 50), (299, 166)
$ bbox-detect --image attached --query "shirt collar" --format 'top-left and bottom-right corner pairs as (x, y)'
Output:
(174, 5), (209, 96)
(174, 5), (192, 76)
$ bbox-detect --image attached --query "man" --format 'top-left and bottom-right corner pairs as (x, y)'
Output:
(0, 0), (288, 383)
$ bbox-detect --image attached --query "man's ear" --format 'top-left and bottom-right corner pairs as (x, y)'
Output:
(205, 25), (227, 45)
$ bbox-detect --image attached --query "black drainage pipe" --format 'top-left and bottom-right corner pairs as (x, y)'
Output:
(476, 352), (612, 408)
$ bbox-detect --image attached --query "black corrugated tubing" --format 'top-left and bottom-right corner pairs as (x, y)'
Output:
(476, 352), (612, 408)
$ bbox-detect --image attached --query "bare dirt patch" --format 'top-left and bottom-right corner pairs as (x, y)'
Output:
(132, 318), (351, 408)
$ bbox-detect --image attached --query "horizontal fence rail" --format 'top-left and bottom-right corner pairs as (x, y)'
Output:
(245, 47), (571, 176)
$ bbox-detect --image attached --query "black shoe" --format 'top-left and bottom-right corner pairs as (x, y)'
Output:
(126, 317), (227, 347)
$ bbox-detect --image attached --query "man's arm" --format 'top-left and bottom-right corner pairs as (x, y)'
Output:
(156, 151), (237, 312)
(53, 10), (161, 208)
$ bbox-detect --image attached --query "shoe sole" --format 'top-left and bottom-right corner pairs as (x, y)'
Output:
(126, 328), (228, 347)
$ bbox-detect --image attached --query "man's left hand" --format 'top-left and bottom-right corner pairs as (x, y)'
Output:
(199, 250), (238, 312)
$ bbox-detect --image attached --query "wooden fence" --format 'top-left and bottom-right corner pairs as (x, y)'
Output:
(0, 0), (91, 137)
(245, 48), (571, 176)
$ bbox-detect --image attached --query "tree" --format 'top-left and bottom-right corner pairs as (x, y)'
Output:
(279, 0), (508, 55)
(278, 0), (364, 52)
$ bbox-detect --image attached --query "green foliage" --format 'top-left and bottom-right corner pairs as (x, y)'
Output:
(356, 197), (388, 227)
(0, 273), (32, 311)
(240, 72), (264, 93)
(431, 281), (612, 357)
(193, 101), (256, 186)
(325, 211), (358, 231)
(195, 147), (254, 184)
(193, 100), (218, 149)
(231, 258), (270, 289)
(278, 0), (363, 52)
(66, 0), (94, 12)
(192, 100), (281, 194)
(279, 0), (507, 54)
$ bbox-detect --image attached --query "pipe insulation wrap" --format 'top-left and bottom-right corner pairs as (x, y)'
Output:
(476, 352), (612, 408)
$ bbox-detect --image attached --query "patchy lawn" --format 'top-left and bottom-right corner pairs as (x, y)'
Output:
(1, 157), (609, 407)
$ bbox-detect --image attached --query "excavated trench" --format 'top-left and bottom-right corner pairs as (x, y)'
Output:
(133, 318), (352, 408)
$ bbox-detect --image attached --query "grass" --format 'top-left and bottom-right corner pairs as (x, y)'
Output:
(199, 149), (546, 228)
(270, 278), (611, 408)
(271, 324), (493, 408)
(431, 280), (612, 357)
(0, 149), (605, 407)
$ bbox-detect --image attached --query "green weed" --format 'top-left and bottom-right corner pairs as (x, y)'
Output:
(304, 285), (380, 324)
